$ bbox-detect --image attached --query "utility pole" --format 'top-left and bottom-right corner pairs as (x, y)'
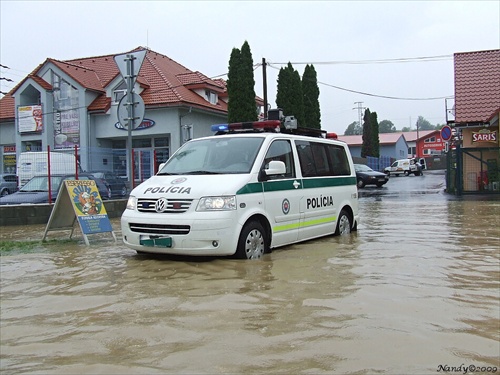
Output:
(262, 58), (268, 119)
(353, 102), (365, 132)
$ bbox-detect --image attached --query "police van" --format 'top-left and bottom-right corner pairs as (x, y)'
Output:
(121, 118), (359, 259)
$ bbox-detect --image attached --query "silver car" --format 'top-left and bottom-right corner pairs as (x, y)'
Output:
(0, 174), (17, 197)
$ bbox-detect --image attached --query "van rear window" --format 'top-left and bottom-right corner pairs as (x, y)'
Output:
(295, 141), (351, 177)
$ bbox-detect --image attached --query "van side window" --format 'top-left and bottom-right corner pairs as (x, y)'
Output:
(296, 141), (351, 177)
(263, 140), (295, 179)
(295, 141), (316, 177)
(327, 144), (351, 176)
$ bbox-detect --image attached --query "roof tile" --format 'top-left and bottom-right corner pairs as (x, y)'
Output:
(454, 49), (500, 123)
(0, 46), (228, 120)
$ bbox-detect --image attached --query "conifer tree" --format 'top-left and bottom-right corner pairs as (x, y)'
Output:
(227, 41), (257, 123)
(361, 108), (374, 157)
(302, 64), (321, 129)
(276, 62), (304, 126)
(371, 111), (380, 157)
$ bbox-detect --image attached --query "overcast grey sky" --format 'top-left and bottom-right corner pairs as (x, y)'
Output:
(1, 0), (499, 134)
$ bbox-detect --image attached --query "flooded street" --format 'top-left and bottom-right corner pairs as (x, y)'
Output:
(1, 170), (499, 374)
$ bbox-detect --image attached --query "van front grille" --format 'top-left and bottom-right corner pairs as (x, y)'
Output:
(137, 198), (193, 213)
(128, 223), (190, 235)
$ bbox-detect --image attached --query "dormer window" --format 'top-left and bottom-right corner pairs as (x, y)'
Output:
(113, 81), (128, 103)
(205, 90), (217, 104)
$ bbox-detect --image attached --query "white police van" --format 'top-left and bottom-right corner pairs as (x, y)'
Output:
(121, 118), (359, 259)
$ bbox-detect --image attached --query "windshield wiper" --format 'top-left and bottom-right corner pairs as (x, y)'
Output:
(184, 170), (221, 175)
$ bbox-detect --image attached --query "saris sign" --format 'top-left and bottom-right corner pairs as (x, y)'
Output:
(472, 129), (497, 144)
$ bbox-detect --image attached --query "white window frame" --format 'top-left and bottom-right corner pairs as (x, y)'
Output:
(205, 90), (218, 104)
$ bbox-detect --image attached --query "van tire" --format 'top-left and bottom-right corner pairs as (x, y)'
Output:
(335, 209), (351, 236)
(235, 221), (267, 260)
(404, 170), (410, 176)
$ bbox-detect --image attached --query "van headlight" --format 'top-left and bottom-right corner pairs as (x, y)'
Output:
(197, 196), (236, 211)
(126, 195), (137, 210)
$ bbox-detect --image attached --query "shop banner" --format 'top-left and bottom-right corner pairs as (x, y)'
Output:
(18, 105), (43, 133)
(54, 109), (80, 149)
(472, 129), (497, 144)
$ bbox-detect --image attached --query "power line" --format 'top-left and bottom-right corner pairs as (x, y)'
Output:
(266, 63), (453, 101)
(318, 80), (453, 101)
(269, 55), (453, 65)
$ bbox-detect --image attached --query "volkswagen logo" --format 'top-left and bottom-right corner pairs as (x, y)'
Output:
(155, 198), (168, 212)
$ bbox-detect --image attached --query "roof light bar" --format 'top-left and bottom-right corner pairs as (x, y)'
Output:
(326, 132), (338, 139)
(211, 120), (281, 133)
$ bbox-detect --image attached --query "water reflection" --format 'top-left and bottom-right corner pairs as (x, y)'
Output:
(1, 185), (499, 374)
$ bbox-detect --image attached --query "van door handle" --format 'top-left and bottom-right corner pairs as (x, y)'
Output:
(293, 180), (300, 189)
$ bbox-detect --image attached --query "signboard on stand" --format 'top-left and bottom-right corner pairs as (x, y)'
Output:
(43, 180), (116, 245)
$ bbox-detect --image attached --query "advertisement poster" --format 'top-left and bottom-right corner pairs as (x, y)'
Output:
(18, 105), (43, 133)
(54, 109), (80, 149)
(65, 180), (112, 234)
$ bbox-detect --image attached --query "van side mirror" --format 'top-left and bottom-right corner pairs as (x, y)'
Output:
(265, 160), (286, 176)
(157, 163), (166, 173)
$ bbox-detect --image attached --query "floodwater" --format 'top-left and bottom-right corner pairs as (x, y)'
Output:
(1, 171), (499, 374)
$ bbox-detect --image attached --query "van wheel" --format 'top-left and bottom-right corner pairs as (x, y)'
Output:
(404, 170), (410, 176)
(0, 188), (9, 197)
(335, 209), (351, 236)
(236, 221), (267, 260)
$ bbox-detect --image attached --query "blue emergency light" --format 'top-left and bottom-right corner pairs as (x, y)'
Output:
(211, 124), (229, 132)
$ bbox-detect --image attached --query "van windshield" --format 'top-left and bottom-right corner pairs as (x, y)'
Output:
(158, 137), (264, 175)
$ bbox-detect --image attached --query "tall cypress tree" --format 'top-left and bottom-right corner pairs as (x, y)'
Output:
(370, 111), (380, 157)
(276, 62), (304, 126)
(239, 41), (257, 121)
(227, 41), (257, 123)
(227, 47), (242, 123)
(302, 64), (321, 129)
(361, 108), (374, 158)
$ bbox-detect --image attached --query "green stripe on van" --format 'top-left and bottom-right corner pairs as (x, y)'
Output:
(236, 176), (355, 195)
(274, 216), (337, 233)
(302, 176), (356, 188)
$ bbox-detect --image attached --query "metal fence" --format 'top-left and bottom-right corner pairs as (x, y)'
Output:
(446, 146), (500, 195)
(0, 146), (170, 205)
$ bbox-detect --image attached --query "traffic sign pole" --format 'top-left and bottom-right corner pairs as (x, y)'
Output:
(126, 54), (135, 192)
(114, 50), (147, 192)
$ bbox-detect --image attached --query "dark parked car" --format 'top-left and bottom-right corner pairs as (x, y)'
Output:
(0, 173), (111, 205)
(354, 164), (389, 188)
(0, 173), (18, 197)
(89, 171), (128, 198)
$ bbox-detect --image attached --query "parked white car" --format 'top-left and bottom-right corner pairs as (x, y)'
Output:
(384, 158), (424, 176)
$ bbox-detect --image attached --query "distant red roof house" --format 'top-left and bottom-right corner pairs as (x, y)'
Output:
(338, 132), (412, 146)
(454, 49), (500, 125)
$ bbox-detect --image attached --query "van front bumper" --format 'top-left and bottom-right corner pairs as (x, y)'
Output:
(120, 211), (242, 256)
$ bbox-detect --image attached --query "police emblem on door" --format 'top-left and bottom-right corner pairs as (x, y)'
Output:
(282, 199), (290, 215)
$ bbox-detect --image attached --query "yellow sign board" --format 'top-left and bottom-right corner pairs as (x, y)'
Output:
(43, 179), (115, 245)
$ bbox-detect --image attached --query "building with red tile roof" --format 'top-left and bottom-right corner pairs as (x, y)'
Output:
(0, 47), (264, 179)
(447, 49), (500, 195)
(453, 49), (500, 126)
